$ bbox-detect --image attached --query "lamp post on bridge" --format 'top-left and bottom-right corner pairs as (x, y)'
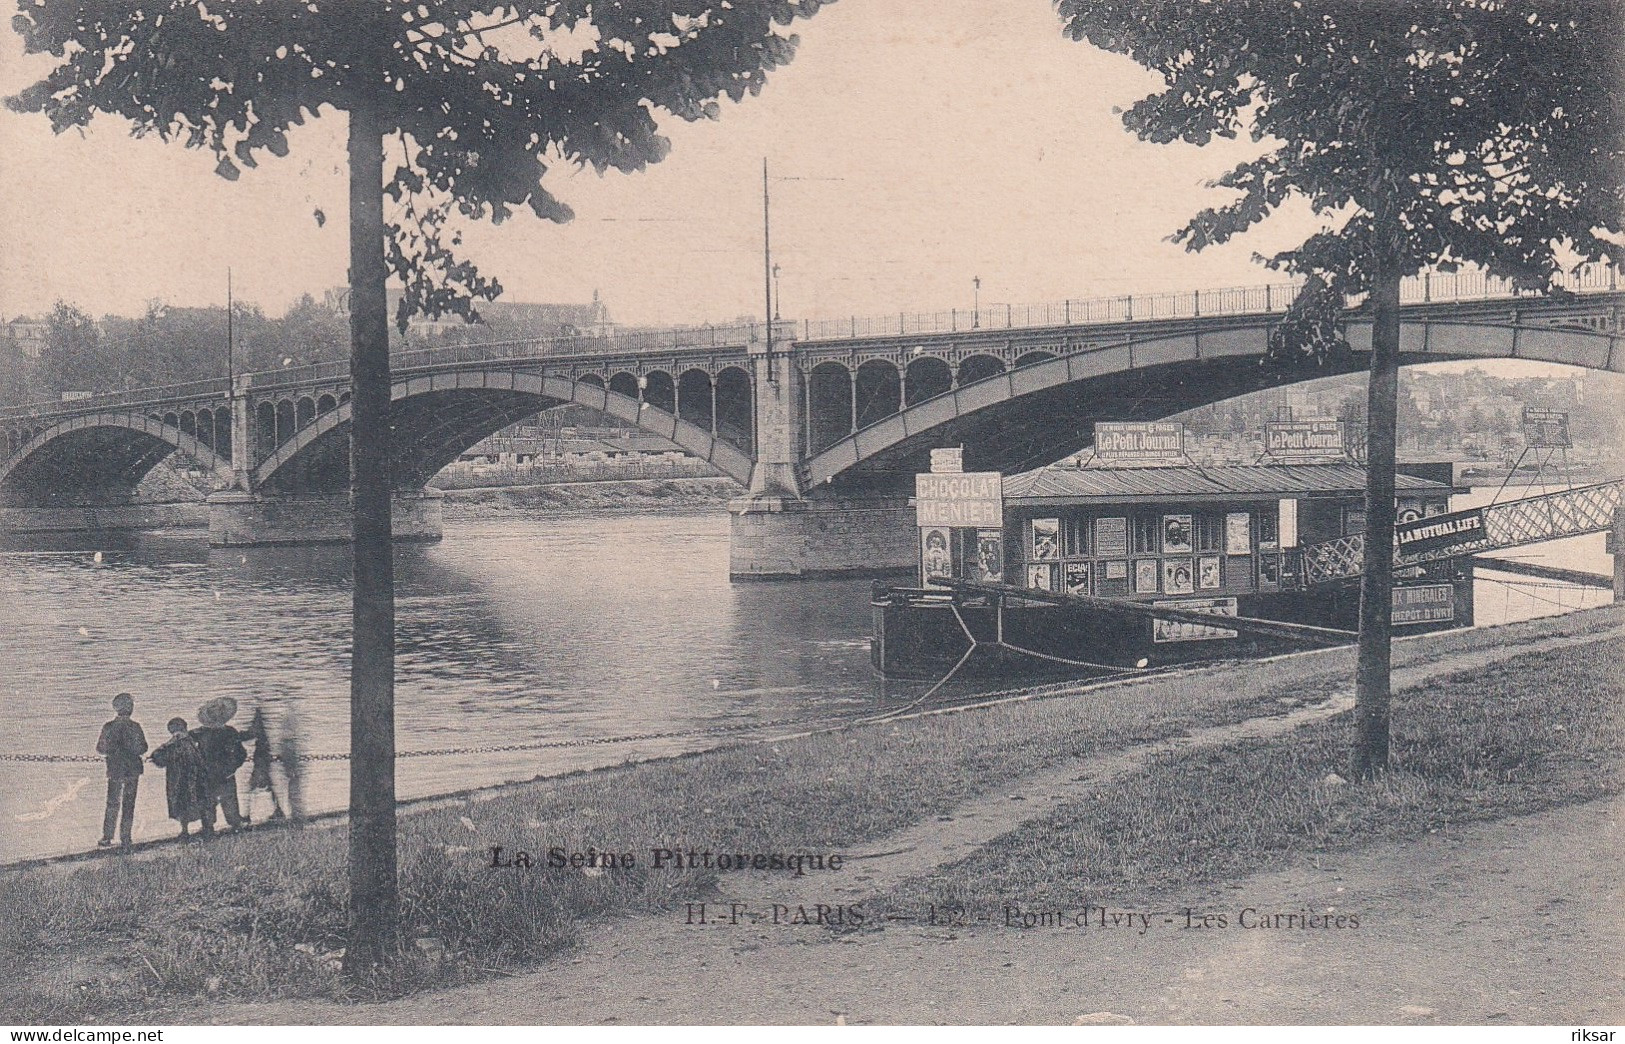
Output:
(972, 276), (981, 329)
(226, 268), (253, 492)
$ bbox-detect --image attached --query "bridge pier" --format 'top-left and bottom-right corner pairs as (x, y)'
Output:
(0, 502), (209, 535)
(727, 492), (915, 580)
(726, 343), (915, 579)
(206, 488), (444, 547)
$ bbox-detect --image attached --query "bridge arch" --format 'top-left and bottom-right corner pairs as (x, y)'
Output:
(807, 361), (854, 455)
(1014, 350), (1058, 369)
(904, 356), (953, 405)
(803, 317), (1625, 488)
(275, 399), (296, 443)
(195, 409), (215, 454)
(213, 406), (232, 460)
(714, 366), (753, 455)
(251, 370), (754, 492)
(0, 412), (232, 507)
(677, 368), (715, 431)
(855, 359), (902, 429)
(608, 371), (639, 399)
(957, 354), (1006, 385)
(642, 370), (676, 413)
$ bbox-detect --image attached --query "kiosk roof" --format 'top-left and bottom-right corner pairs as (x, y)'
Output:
(1002, 463), (1454, 506)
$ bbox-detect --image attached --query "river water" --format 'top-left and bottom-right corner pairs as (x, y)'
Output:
(0, 489), (1612, 863)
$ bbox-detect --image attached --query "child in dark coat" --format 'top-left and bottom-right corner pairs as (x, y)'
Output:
(150, 717), (207, 839)
(192, 697), (247, 835)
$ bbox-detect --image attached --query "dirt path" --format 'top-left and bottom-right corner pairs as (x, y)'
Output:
(193, 626), (1623, 1025)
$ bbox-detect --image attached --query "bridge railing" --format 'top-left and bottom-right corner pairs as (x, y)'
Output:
(252, 321), (780, 392)
(5, 264), (1620, 421)
(793, 261), (1622, 344)
(0, 376), (232, 423)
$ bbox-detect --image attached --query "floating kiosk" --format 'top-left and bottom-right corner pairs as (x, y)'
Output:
(871, 422), (1474, 679)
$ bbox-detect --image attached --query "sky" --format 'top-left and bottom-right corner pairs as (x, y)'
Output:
(0, 1), (1397, 328)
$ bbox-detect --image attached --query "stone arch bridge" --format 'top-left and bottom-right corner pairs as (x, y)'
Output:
(2, 276), (1621, 576)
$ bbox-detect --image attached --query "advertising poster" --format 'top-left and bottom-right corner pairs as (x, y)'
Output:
(920, 526), (952, 585)
(1094, 420), (1185, 464)
(1135, 558), (1160, 593)
(970, 529), (1004, 583)
(1026, 562), (1054, 592)
(1064, 561), (1091, 597)
(1163, 514), (1193, 554)
(1104, 559), (1129, 580)
(1152, 597), (1241, 642)
(1198, 555), (1222, 590)
(1163, 558), (1196, 595)
(1094, 515), (1130, 557)
(1263, 418), (1344, 457)
(1225, 511), (1252, 555)
(1522, 406), (1572, 448)
(1031, 517), (1060, 560)
(914, 471), (1003, 527)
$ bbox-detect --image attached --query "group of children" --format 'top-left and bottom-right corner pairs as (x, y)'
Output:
(95, 692), (301, 848)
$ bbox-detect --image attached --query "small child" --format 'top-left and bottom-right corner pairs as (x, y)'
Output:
(150, 717), (207, 839)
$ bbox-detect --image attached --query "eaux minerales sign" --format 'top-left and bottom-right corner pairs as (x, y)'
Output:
(1093, 421), (1185, 464)
(915, 471), (1003, 527)
(1392, 583), (1456, 625)
(1395, 506), (1488, 558)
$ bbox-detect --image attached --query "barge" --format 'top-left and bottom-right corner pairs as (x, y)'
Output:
(872, 451), (1473, 680)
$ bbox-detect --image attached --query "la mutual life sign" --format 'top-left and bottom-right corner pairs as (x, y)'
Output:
(1396, 507), (1488, 558)
(916, 472), (1003, 528)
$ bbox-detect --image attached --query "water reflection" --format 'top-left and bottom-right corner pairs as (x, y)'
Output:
(0, 511), (908, 862)
(0, 491), (1609, 863)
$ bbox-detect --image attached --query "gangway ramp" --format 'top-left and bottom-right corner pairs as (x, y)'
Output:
(1300, 479), (1623, 586)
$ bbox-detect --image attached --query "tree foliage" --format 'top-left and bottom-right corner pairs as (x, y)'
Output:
(39, 301), (106, 394)
(8, 0), (832, 329)
(1056, 0), (1624, 779)
(1056, 0), (1625, 291)
(1264, 273), (1352, 369)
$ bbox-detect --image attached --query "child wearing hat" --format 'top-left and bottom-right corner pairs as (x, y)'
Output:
(192, 697), (248, 834)
(95, 692), (147, 848)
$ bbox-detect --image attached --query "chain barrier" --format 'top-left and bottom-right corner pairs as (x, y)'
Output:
(0, 654), (1296, 767)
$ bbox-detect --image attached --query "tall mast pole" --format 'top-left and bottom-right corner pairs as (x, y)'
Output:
(763, 157), (773, 369)
(226, 267), (234, 385)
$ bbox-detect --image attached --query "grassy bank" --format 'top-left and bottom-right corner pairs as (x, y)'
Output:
(873, 635), (1624, 919)
(438, 476), (740, 519)
(2, 607), (1619, 1020)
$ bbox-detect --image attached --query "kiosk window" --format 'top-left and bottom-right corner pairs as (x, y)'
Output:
(1132, 514), (1160, 555)
(1259, 509), (1279, 548)
(1195, 513), (1223, 552)
(1063, 517), (1090, 558)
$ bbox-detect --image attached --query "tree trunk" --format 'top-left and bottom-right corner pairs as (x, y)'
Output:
(343, 79), (399, 972)
(1352, 263), (1403, 779)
